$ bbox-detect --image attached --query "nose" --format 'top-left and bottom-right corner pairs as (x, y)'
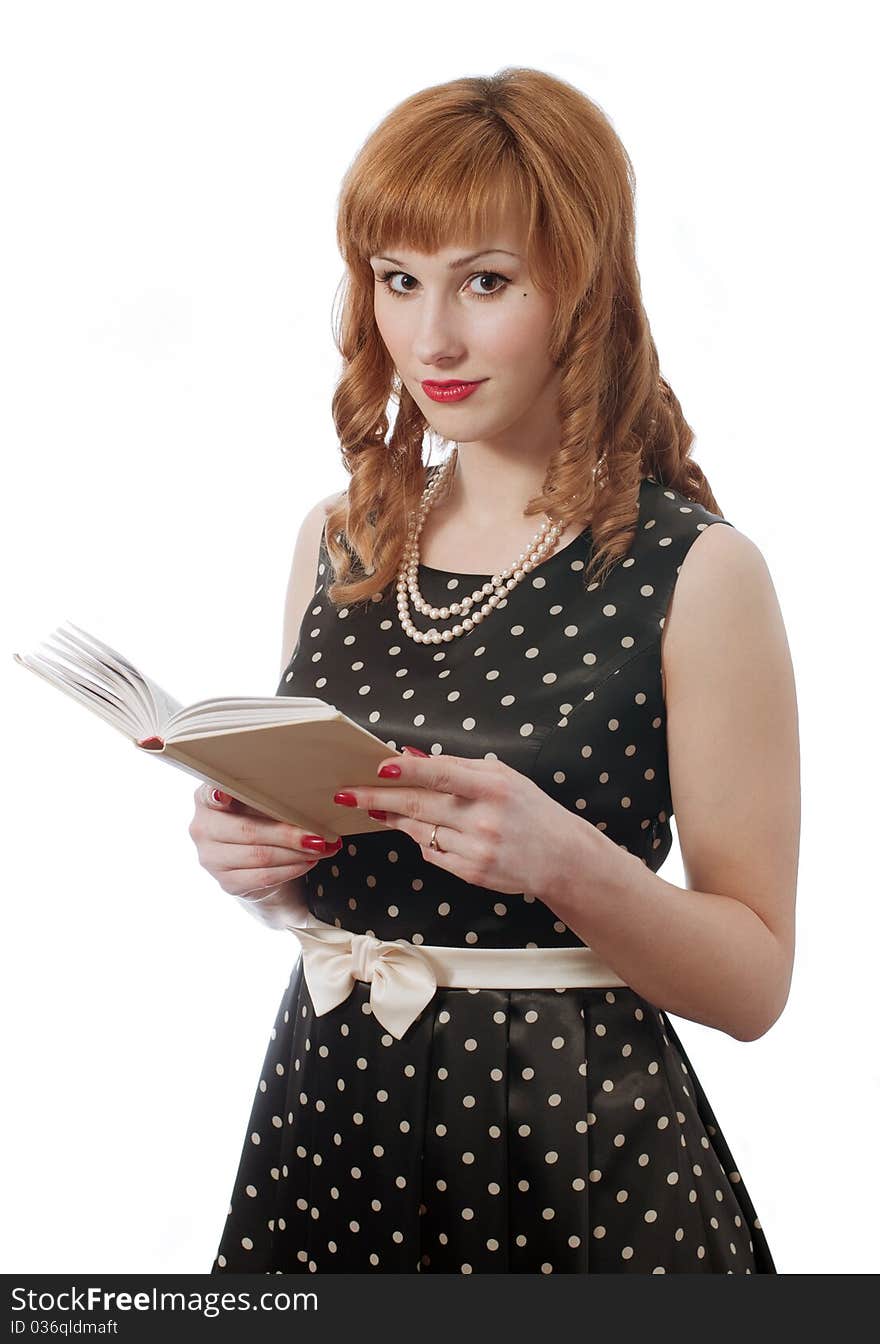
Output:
(410, 293), (467, 367)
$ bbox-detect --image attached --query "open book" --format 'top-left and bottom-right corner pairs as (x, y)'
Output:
(13, 621), (400, 839)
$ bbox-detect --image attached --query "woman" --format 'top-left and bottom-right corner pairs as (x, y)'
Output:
(198, 67), (798, 1274)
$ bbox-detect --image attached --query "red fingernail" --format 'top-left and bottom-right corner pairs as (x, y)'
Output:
(402, 745), (429, 757)
(377, 764), (401, 778)
(368, 809), (387, 821)
(303, 835), (342, 853)
(212, 788), (230, 804)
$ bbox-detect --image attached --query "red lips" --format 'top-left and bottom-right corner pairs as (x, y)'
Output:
(421, 380), (485, 403)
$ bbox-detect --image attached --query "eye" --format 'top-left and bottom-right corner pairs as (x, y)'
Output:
(466, 272), (509, 299)
(375, 270), (511, 301)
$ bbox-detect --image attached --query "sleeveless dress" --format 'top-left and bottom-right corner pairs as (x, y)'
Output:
(210, 472), (776, 1275)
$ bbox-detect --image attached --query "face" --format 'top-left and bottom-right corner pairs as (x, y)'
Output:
(368, 212), (561, 447)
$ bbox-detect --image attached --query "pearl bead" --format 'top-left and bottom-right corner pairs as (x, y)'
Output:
(395, 448), (566, 644)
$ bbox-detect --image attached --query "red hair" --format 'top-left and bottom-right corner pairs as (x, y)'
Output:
(325, 66), (725, 609)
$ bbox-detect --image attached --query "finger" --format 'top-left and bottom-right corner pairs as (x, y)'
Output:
(201, 781), (258, 810)
(402, 747), (496, 773)
(416, 842), (462, 877)
(200, 784), (340, 847)
(227, 861), (318, 896)
(433, 753), (495, 771)
(372, 811), (482, 868)
(200, 781), (265, 816)
(198, 797), (342, 852)
(227, 813), (342, 853)
(204, 824), (342, 863)
(204, 837), (334, 875)
(377, 753), (494, 801)
(409, 822), (476, 882)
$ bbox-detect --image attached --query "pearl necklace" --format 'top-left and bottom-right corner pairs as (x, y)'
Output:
(395, 449), (565, 645)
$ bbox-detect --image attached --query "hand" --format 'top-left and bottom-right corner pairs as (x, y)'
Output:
(333, 749), (575, 898)
(189, 782), (342, 899)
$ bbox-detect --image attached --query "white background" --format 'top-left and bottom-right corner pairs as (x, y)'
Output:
(2, 0), (876, 1275)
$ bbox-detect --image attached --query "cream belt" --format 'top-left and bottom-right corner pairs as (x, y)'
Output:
(286, 913), (628, 1041)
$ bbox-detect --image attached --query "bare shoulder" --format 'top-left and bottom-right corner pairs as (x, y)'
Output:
(280, 488), (347, 677)
(660, 520), (776, 694)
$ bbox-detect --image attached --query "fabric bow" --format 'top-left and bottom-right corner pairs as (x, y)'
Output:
(287, 924), (438, 1040)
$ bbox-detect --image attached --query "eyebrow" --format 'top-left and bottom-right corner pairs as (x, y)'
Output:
(372, 249), (520, 270)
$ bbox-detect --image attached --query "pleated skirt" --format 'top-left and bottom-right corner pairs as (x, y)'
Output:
(211, 955), (776, 1274)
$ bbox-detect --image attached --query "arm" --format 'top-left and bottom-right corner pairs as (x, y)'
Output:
(236, 487), (345, 929)
(545, 522), (800, 1042)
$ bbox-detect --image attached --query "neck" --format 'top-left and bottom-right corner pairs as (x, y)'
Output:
(437, 441), (559, 531)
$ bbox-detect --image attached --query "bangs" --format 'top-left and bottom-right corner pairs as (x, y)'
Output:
(338, 120), (540, 264)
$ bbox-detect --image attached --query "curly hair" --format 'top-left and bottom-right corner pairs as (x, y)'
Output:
(324, 66), (724, 612)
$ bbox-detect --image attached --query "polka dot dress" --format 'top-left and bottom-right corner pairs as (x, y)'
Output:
(210, 473), (776, 1275)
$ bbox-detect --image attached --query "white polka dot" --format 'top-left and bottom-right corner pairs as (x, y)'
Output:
(213, 486), (759, 1276)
